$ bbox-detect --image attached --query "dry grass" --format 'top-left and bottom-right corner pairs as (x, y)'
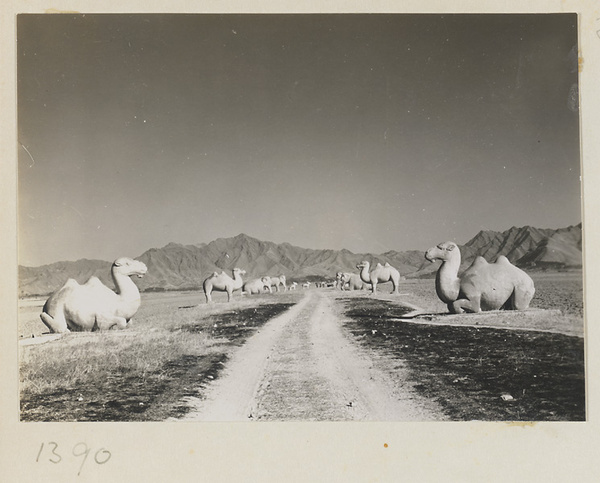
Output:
(20, 330), (217, 395)
(19, 291), (302, 421)
(18, 272), (583, 421)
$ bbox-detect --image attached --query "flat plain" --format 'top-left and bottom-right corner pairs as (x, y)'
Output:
(18, 271), (584, 422)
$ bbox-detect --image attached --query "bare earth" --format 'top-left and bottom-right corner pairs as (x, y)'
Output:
(19, 274), (583, 421)
(177, 290), (447, 421)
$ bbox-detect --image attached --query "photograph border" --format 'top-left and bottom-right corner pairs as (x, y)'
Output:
(2, 1), (599, 481)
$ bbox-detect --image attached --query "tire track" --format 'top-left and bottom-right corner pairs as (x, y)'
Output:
(180, 292), (316, 421)
(180, 290), (445, 421)
(253, 292), (444, 421)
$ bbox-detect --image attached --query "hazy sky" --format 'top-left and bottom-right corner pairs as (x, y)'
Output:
(18, 14), (580, 266)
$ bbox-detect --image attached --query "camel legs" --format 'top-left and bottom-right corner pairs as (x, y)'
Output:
(205, 291), (213, 304)
(226, 289), (233, 302)
(95, 314), (129, 330)
(40, 312), (70, 334)
(451, 296), (482, 314)
(507, 288), (534, 311)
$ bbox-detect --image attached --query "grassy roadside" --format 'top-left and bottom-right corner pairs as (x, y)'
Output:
(20, 292), (300, 421)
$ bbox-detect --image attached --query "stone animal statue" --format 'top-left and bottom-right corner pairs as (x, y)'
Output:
(425, 241), (535, 313)
(203, 268), (246, 303)
(289, 282), (298, 290)
(40, 257), (148, 333)
(357, 261), (401, 294)
(336, 271), (348, 290)
(267, 275), (287, 292)
(340, 272), (370, 291)
(242, 277), (271, 295)
(261, 276), (273, 294)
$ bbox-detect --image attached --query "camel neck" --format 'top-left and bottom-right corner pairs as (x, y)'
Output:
(435, 256), (461, 303)
(359, 265), (370, 283)
(111, 269), (141, 318)
(112, 270), (140, 299)
(231, 272), (244, 290)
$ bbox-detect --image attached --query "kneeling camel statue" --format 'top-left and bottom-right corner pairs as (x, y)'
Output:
(242, 277), (271, 295)
(425, 241), (535, 314)
(40, 257), (148, 333)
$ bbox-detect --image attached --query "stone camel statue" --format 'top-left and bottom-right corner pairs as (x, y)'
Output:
(242, 277), (271, 295)
(340, 272), (370, 291)
(267, 275), (287, 292)
(425, 241), (535, 314)
(39, 257), (148, 333)
(336, 271), (350, 290)
(203, 268), (246, 303)
(357, 261), (401, 294)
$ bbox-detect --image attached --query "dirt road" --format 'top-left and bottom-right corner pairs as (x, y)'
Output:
(180, 290), (446, 421)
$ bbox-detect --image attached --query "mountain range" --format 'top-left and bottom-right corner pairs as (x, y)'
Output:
(18, 223), (582, 297)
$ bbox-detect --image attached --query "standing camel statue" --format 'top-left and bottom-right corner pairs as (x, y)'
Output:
(267, 275), (287, 292)
(203, 268), (246, 303)
(357, 261), (401, 294)
(425, 241), (535, 314)
(40, 257), (148, 333)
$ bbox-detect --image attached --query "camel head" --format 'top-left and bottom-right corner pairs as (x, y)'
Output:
(112, 257), (148, 278)
(425, 242), (459, 263)
(233, 268), (247, 276)
(356, 261), (370, 270)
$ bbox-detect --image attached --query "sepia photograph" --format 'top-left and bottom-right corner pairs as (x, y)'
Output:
(16, 13), (585, 424)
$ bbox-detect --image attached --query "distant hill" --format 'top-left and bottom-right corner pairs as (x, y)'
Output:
(19, 259), (113, 298)
(18, 224), (582, 297)
(410, 224), (583, 278)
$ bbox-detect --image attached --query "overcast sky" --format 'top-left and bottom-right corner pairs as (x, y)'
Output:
(17, 14), (580, 266)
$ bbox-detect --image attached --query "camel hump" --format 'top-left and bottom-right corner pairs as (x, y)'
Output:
(84, 276), (103, 287)
(63, 278), (80, 288)
(495, 255), (512, 265)
(384, 262), (391, 267)
(471, 256), (489, 268)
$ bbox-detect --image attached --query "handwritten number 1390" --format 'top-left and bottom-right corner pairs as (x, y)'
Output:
(36, 442), (111, 476)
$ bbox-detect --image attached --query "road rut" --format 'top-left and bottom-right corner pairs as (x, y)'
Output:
(180, 290), (445, 421)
